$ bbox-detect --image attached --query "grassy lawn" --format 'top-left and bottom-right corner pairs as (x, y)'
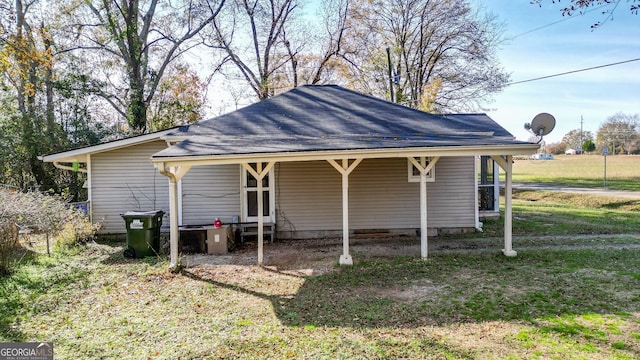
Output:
(1, 191), (639, 359)
(510, 155), (640, 191)
(476, 189), (640, 238)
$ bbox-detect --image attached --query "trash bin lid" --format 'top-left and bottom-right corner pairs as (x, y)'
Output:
(122, 210), (164, 218)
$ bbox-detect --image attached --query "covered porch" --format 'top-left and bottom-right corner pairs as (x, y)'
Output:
(153, 146), (529, 270)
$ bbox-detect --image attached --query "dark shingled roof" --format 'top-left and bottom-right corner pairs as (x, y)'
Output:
(155, 85), (528, 158)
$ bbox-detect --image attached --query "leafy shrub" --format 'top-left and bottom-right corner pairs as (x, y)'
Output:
(55, 210), (101, 250)
(0, 218), (19, 275)
(0, 189), (24, 274)
(0, 186), (98, 273)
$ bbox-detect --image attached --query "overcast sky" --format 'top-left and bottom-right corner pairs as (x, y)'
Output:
(473, 0), (640, 144)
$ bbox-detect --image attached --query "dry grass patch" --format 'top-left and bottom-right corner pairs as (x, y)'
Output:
(2, 232), (640, 359)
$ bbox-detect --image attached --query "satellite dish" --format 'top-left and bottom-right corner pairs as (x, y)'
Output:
(529, 113), (556, 136)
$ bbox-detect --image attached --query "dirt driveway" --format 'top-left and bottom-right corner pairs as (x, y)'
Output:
(184, 233), (640, 275)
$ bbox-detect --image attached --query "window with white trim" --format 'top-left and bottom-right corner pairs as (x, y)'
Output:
(407, 158), (435, 182)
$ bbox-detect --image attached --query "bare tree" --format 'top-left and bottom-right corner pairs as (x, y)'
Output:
(596, 112), (639, 155)
(531, 0), (639, 28)
(342, 0), (509, 113)
(562, 129), (594, 150)
(206, 0), (299, 100)
(298, 0), (352, 85)
(66, 0), (225, 132)
(205, 0), (351, 101)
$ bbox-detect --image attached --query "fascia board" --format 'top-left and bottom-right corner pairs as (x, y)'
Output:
(151, 143), (540, 167)
(40, 130), (174, 163)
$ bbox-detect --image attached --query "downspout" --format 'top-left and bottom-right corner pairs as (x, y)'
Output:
(50, 160), (91, 222)
(474, 156), (482, 231)
(52, 161), (88, 173)
(87, 155), (93, 223)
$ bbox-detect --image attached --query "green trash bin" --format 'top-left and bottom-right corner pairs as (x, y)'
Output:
(121, 210), (164, 258)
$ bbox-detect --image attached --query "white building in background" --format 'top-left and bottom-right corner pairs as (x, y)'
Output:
(532, 153), (554, 160)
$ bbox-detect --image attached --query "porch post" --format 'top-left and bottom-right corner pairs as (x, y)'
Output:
(340, 162), (351, 265)
(503, 155), (516, 256)
(242, 162), (276, 266)
(155, 163), (191, 270)
(177, 180), (183, 226)
(490, 155), (516, 257)
(408, 156), (439, 260)
(420, 171), (428, 259)
(169, 178), (179, 268)
(327, 158), (362, 266)
(257, 162), (264, 265)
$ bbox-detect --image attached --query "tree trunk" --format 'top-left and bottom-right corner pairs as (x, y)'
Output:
(43, 28), (56, 135)
(14, 0), (58, 191)
(123, 0), (148, 133)
(128, 81), (147, 133)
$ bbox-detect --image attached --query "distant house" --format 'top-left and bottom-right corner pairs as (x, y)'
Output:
(532, 153), (554, 160)
(42, 85), (539, 267)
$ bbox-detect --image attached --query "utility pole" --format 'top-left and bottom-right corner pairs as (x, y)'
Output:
(580, 115), (584, 152)
(386, 47), (394, 103)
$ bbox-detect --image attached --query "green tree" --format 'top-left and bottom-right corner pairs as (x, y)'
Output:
(0, 0), (67, 190)
(0, 0), (118, 194)
(147, 63), (206, 131)
(582, 139), (596, 153)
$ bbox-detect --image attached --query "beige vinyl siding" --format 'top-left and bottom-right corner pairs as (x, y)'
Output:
(417, 156), (476, 227)
(276, 157), (475, 233)
(349, 158), (420, 229)
(91, 140), (169, 233)
(181, 165), (241, 225)
(275, 161), (342, 231)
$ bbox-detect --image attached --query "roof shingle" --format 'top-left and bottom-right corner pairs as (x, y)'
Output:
(154, 85), (529, 159)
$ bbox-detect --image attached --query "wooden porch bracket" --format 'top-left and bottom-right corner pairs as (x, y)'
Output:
(491, 155), (516, 257)
(408, 156), (440, 260)
(327, 158), (363, 266)
(241, 162), (276, 266)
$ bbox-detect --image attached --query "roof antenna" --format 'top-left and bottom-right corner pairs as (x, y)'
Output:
(386, 47), (395, 103)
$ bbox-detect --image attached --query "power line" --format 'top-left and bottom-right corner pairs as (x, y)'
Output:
(507, 57), (640, 86)
(510, 4), (610, 40)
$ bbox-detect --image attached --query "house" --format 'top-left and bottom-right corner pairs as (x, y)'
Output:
(40, 130), (175, 232)
(42, 85), (539, 268)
